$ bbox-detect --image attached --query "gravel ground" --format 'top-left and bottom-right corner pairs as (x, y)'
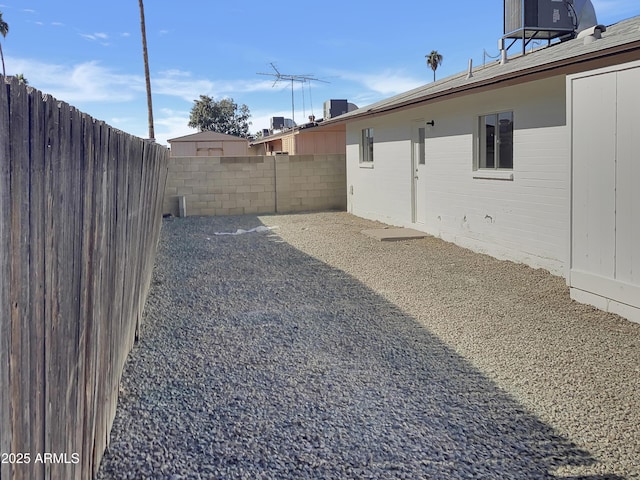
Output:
(96, 211), (640, 480)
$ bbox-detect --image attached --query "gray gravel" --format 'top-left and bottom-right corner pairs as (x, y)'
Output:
(96, 212), (639, 480)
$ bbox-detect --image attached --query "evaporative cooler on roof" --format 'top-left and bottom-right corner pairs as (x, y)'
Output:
(504, 0), (576, 40)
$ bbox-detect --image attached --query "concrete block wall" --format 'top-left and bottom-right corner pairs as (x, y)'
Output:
(163, 154), (346, 217)
(281, 155), (347, 212)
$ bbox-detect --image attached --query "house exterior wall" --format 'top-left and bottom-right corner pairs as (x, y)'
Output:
(262, 138), (283, 154)
(249, 143), (267, 156)
(282, 135), (296, 154)
(347, 76), (570, 275)
(163, 154), (346, 217)
(295, 130), (347, 155)
(258, 128), (346, 156)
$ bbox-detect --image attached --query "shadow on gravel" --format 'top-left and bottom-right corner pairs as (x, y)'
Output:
(97, 215), (623, 480)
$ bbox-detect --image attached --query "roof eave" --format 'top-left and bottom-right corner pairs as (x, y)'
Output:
(326, 41), (640, 125)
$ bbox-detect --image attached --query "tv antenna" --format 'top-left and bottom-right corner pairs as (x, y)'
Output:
(257, 63), (329, 125)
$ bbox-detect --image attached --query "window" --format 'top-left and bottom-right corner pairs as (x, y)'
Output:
(478, 112), (513, 169)
(417, 127), (426, 165)
(361, 128), (374, 163)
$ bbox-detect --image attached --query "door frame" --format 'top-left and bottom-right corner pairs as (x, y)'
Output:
(411, 120), (426, 224)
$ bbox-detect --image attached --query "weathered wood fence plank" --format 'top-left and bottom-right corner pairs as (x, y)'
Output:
(27, 86), (47, 480)
(0, 76), (14, 480)
(0, 77), (169, 480)
(8, 75), (31, 480)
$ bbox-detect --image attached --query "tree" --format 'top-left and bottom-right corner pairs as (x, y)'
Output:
(426, 50), (443, 82)
(188, 96), (252, 139)
(15, 73), (27, 85)
(139, 0), (154, 140)
(0, 12), (8, 77)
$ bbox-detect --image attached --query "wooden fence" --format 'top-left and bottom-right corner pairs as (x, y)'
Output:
(0, 77), (169, 479)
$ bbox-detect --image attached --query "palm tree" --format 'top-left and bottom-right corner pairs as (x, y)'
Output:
(138, 0), (155, 140)
(0, 12), (9, 77)
(426, 50), (443, 82)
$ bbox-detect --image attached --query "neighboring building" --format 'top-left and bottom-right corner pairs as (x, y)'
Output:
(251, 120), (346, 156)
(163, 125), (347, 218)
(321, 16), (640, 323)
(168, 131), (250, 157)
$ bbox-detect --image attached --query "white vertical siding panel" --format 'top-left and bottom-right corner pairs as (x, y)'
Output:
(571, 73), (617, 278)
(615, 67), (640, 285)
(569, 61), (640, 323)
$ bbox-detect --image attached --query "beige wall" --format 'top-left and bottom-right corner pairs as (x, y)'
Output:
(170, 139), (249, 157)
(163, 154), (346, 217)
(253, 126), (346, 156)
(295, 130), (346, 155)
(282, 135), (295, 154)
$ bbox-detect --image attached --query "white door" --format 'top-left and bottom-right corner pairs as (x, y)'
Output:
(411, 121), (427, 224)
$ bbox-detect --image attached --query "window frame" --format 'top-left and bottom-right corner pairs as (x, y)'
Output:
(476, 111), (514, 173)
(360, 127), (374, 165)
(417, 126), (426, 165)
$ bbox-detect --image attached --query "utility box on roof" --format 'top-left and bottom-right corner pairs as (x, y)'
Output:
(271, 117), (285, 130)
(324, 100), (349, 120)
(504, 0), (576, 39)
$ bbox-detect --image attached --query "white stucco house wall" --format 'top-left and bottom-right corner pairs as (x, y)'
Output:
(323, 16), (640, 323)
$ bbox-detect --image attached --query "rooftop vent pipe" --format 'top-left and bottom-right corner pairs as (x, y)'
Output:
(498, 38), (508, 65)
(577, 24), (606, 44)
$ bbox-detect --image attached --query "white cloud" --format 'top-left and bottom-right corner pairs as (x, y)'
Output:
(366, 74), (423, 95)
(153, 72), (217, 102)
(153, 70), (278, 102)
(153, 108), (197, 146)
(337, 69), (425, 96)
(2, 57), (308, 144)
(5, 58), (279, 108)
(237, 79), (283, 93)
(80, 32), (109, 42)
(159, 69), (192, 78)
(7, 57), (141, 103)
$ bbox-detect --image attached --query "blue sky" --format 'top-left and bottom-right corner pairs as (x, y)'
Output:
(1, 1), (638, 146)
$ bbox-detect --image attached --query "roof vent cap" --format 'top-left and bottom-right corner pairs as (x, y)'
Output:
(577, 24), (606, 44)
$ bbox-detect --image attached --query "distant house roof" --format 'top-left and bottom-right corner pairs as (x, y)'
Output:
(250, 121), (344, 146)
(324, 16), (640, 124)
(168, 131), (249, 143)
(250, 128), (297, 146)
